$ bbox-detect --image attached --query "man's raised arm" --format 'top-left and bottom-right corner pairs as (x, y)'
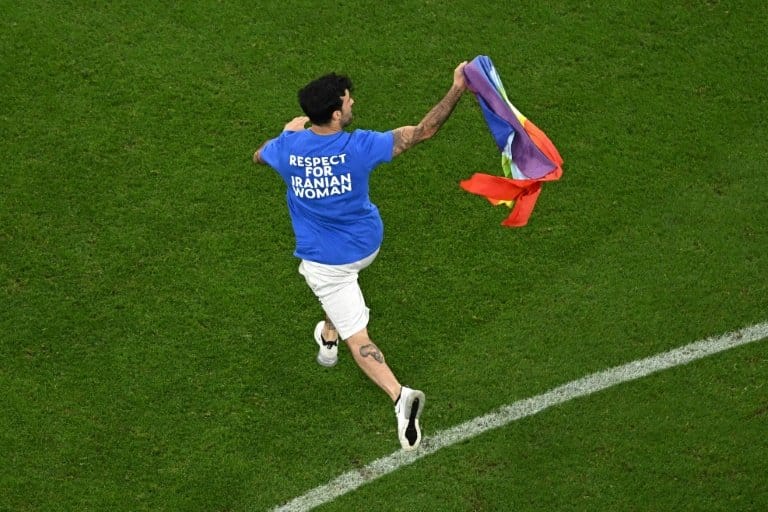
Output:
(392, 62), (467, 158)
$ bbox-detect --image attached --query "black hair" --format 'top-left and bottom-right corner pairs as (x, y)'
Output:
(298, 73), (353, 125)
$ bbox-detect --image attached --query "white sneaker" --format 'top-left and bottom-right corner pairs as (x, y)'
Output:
(395, 386), (425, 451)
(313, 321), (338, 367)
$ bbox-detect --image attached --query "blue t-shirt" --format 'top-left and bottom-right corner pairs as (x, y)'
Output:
(261, 129), (394, 265)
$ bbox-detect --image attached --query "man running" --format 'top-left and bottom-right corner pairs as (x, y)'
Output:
(253, 62), (467, 450)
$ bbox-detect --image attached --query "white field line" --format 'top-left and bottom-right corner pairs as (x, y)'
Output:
(272, 321), (768, 512)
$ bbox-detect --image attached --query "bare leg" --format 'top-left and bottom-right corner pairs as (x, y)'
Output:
(346, 328), (402, 402)
(322, 315), (338, 342)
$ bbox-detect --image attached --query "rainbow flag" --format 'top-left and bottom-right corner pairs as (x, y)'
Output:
(460, 55), (563, 227)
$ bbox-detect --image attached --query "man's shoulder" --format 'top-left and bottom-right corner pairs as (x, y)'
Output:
(350, 128), (391, 137)
(280, 129), (312, 141)
(265, 129), (311, 152)
(348, 128), (394, 147)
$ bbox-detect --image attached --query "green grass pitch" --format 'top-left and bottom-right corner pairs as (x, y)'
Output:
(2, 1), (767, 510)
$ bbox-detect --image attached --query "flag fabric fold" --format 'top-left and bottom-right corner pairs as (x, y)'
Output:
(460, 55), (563, 227)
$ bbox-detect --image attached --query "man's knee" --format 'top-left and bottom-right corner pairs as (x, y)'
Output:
(345, 328), (370, 347)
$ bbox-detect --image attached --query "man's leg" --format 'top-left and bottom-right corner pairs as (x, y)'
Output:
(345, 328), (401, 402)
(300, 255), (425, 450)
(314, 314), (339, 367)
(322, 315), (338, 342)
(345, 329), (425, 451)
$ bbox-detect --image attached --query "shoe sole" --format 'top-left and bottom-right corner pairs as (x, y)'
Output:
(316, 355), (337, 367)
(405, 398), (421, 444)
(402, 390), (425, 449)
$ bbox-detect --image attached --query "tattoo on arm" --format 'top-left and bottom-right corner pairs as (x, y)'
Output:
(359, 343), (385, 364)
(392, 85), (463, 158)
(420, 86), (463, 137)
(392, 126), (421, 157)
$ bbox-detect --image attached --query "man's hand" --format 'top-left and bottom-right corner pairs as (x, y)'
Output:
(283, 116), (309, 132)
(453, 61), (468, 90)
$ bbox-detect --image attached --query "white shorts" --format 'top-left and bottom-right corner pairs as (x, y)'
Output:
(298, 250), (379, 340)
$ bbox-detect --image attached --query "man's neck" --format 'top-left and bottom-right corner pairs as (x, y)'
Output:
(309, 123), (342, 135)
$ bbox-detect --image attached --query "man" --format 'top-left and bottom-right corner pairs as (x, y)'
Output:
(253, 62), (467, 451)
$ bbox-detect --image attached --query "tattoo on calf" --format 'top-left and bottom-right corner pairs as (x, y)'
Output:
(360, 343), (384, 364)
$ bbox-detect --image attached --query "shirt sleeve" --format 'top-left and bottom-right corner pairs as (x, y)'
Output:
(259, 135), (281, 168)
(354, 130), (394, 167)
